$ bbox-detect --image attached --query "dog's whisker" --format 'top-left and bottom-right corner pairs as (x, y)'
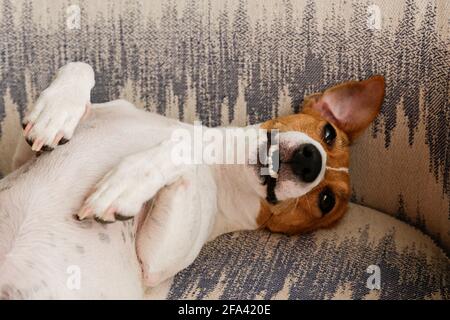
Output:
(326, 166), (349, 173)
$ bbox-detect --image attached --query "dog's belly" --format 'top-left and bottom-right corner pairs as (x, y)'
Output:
(0, 101), (179, 299)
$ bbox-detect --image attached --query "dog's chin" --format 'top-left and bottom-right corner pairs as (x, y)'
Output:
(264, 220), (282, 233)
(263, 214), (291, 234)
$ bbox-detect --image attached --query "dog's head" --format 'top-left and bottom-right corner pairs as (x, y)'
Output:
(255, 76), (385, 234)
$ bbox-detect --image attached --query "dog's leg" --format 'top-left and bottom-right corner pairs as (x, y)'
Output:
(77, 140), (190, 223)
(137, 169), (217, 287)
(22, 62), (95, 152)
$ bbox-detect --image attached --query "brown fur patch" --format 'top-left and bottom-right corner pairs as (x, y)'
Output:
(257, 76), (384, 234)
(257, 170), (350, 234)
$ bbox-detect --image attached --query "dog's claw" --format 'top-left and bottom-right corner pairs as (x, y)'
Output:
(23, 122), (33, 136)
(98, 206), (117, 223)
(78, 206), (93, 220)
(31, 139), (44, 152)
(59, 138), (69, 145)
(52, 132), (65, 146)
(94, 216), (115, 224)
(115, 213), (134, 221)
(41, 145), (54, 152)
(79, 206), (121, 224)
(25, 137), (33, 147)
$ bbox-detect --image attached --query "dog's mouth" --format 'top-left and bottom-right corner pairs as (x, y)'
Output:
(258, 130), (279, 204)
(262, 175), (278, 204)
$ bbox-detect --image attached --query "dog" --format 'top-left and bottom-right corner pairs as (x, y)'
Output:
(0, 62), (384, 299)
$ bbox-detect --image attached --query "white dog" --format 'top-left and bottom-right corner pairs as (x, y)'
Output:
(0, 62), (384, 299)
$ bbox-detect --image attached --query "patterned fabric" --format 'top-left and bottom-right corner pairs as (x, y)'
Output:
(165, 204), (449, 300)
(0, 0), (448, 299)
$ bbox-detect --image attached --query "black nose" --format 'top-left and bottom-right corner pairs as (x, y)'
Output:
(291, 144), (322, 183)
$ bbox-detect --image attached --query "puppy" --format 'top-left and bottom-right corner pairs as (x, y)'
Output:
(0, 62), (384, 299)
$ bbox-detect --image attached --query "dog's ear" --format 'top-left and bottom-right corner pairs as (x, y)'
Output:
(303, 75), (385, 141)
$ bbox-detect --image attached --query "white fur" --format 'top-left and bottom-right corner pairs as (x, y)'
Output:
(24, 62), (95, 146)
(0, 62), (326, 299)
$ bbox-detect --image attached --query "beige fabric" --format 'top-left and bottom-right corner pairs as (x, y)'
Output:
(166, 203), (449, 299)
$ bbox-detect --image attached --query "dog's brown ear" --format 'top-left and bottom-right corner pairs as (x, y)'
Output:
(303, 75), (385, 141)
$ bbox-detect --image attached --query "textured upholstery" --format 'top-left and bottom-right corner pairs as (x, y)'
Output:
(0, 0), (448, 299)
(165, 204), (449, 300)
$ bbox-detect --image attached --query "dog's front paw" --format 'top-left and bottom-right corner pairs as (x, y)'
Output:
(76, 158), (171, 223)
(23, 95), (90, 152)
(77, 142), (186, 223)
(23, 62), (94, 152)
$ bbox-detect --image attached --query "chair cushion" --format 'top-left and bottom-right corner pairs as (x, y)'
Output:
(155, 203), (449, 300)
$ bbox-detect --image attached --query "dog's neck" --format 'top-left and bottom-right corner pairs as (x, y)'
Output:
(209, 163), (265, 240)
(205, 124), (267, 240)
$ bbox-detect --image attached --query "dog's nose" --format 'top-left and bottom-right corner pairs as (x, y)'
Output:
(291, 144), (322, 183)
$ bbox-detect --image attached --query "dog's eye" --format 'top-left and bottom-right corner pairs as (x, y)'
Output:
(318, 187), (335, 215)
(322, 123), (336, 146)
